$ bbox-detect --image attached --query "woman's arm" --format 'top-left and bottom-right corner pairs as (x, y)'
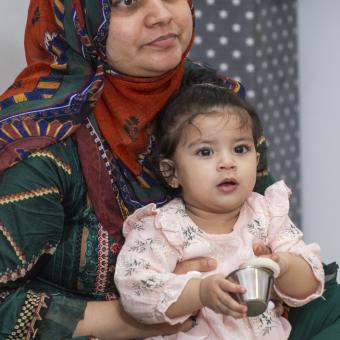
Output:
(0, 142), (76, 338)
(74, 299), (194, 340)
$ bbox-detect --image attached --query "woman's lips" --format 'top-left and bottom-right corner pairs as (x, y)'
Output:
(147, 34), (178, 48)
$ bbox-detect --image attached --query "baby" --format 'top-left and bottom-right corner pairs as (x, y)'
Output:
(114, 69), (324, 339)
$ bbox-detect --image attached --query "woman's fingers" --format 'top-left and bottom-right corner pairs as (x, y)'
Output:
(174, 317), (197, 333)
(269, 300), (284, 317)
(253, 242), (272, 256)
(174, 257), (217, 274)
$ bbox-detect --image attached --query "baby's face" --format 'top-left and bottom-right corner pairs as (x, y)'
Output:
(172, 107), (258, 219)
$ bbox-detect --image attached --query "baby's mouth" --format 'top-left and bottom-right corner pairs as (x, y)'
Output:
(217, 178), (238, 190)
(218, 178), (237, 185)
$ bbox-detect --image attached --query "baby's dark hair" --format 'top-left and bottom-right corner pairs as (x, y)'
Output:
(152, 68), (263, 195)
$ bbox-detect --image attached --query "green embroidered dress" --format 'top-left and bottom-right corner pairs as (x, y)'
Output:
(0, 110), (274, 339)
(0, 122), (118, 339)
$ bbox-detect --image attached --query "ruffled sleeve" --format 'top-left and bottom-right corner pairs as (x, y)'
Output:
(264, 180), (291, 216)
(115, 199), (201, 325)
(264, 181), (324, 307)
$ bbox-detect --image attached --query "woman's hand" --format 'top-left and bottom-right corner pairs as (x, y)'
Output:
(199, 274), (247, 319)
(174, 243), (272, 275)
(253, 242), (272, 256)
(174, 257), (217, 274)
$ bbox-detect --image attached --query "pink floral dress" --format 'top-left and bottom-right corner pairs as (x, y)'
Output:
(114, 181), (324, 339)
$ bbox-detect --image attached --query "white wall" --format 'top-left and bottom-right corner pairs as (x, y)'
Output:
(298, 0), (340, 266)
(0, 1), (29, 93)
(1, 1), (339, 266)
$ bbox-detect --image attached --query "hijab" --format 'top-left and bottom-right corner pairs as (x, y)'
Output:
(0, 0), (194, 176)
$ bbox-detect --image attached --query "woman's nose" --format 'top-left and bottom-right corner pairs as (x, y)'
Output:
(145, 0), (173, 27)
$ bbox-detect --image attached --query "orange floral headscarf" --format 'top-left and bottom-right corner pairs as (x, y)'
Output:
(0, 0), (194, 175)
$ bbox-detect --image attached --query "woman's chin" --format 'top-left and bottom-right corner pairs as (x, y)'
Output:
(145, 63), (182, 77)
(137, 53), (183, 77)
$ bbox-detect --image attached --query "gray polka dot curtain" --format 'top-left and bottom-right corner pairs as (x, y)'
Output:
(190, 0), (301, 225)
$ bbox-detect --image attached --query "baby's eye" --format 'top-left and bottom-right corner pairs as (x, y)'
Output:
(234, 145), (250, 154)
(196, 147), (214, 157)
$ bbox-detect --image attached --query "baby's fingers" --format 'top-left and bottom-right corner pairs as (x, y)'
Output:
(221, 278), (246, 295)
(217, 295), (247, 318)
(219, 280), (248, 316)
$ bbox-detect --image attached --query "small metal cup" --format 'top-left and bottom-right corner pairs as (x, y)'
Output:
(227, 266), (274, 317)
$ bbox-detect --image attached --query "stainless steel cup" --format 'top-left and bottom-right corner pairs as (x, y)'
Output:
(227, 265), (274, 317)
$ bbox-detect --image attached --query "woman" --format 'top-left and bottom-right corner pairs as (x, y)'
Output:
(0, 1), (338, 339)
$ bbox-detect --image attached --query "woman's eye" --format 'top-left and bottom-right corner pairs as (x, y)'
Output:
(234, 145), (250, 154)
(112, 0), (137, 7)
(196, 148), (213, 157)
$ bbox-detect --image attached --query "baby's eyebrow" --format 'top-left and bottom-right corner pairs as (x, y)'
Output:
(233, 136), (254, 143)
(186, 139), (215, 148)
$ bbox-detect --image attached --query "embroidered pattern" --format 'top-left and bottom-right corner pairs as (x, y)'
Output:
(123, 116), (139, 143)
(85, 119), (130, 219)
(0, 187), (59, 206)
(132, 220), (145, 232)
(0, 223), (27, 265)
(128, 238), (155, 254)
(8, 290), (49, 340)
(247, 219), (267, 241)
(132, 276), (165, 297)
(122, 258), (151, 277)
(29, 150), (72, 175)
(53, 0), (65, 32)
(277, 222), (302, 241)
(105, 292), (119, 301)
(0, 74), (63, 112)
(31, 6), (40, 25)
(95, 223), (109, 293)
(182, 224), (203, 248)
(250, 310), (275, 336)
(0, 118), (75, 145)
(0, 290), (10, 304)
(0, 243), (56, 284)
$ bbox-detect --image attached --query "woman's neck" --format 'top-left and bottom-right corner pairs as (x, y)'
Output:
(184, 203), (241, 235)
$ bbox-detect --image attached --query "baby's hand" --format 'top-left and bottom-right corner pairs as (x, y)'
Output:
(271, 252), (290, 277)
(259, 252), (289, 278)
(199, 274), (247, 319)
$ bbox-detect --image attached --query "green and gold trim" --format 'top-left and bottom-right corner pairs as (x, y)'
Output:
(7, 290), (49, 340)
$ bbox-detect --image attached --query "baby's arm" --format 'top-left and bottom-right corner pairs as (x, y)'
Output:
(267, 215), (324, 306)
(166, 274), (247, 319)
(262, 182), (324, 307)
(115, 209), (209, 325)
(271, 252), (320, 299)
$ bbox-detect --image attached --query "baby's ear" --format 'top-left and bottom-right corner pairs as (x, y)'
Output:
(159, 159), (179, 188)
(256, 152), (260, 165)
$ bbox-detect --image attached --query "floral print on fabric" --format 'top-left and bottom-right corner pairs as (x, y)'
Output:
(115, 181), (324, 339)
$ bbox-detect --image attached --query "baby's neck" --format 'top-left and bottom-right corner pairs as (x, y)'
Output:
(184, 204), (240, 235)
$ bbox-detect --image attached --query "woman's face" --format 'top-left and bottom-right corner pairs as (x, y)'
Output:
(106, 0), (193, 77)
